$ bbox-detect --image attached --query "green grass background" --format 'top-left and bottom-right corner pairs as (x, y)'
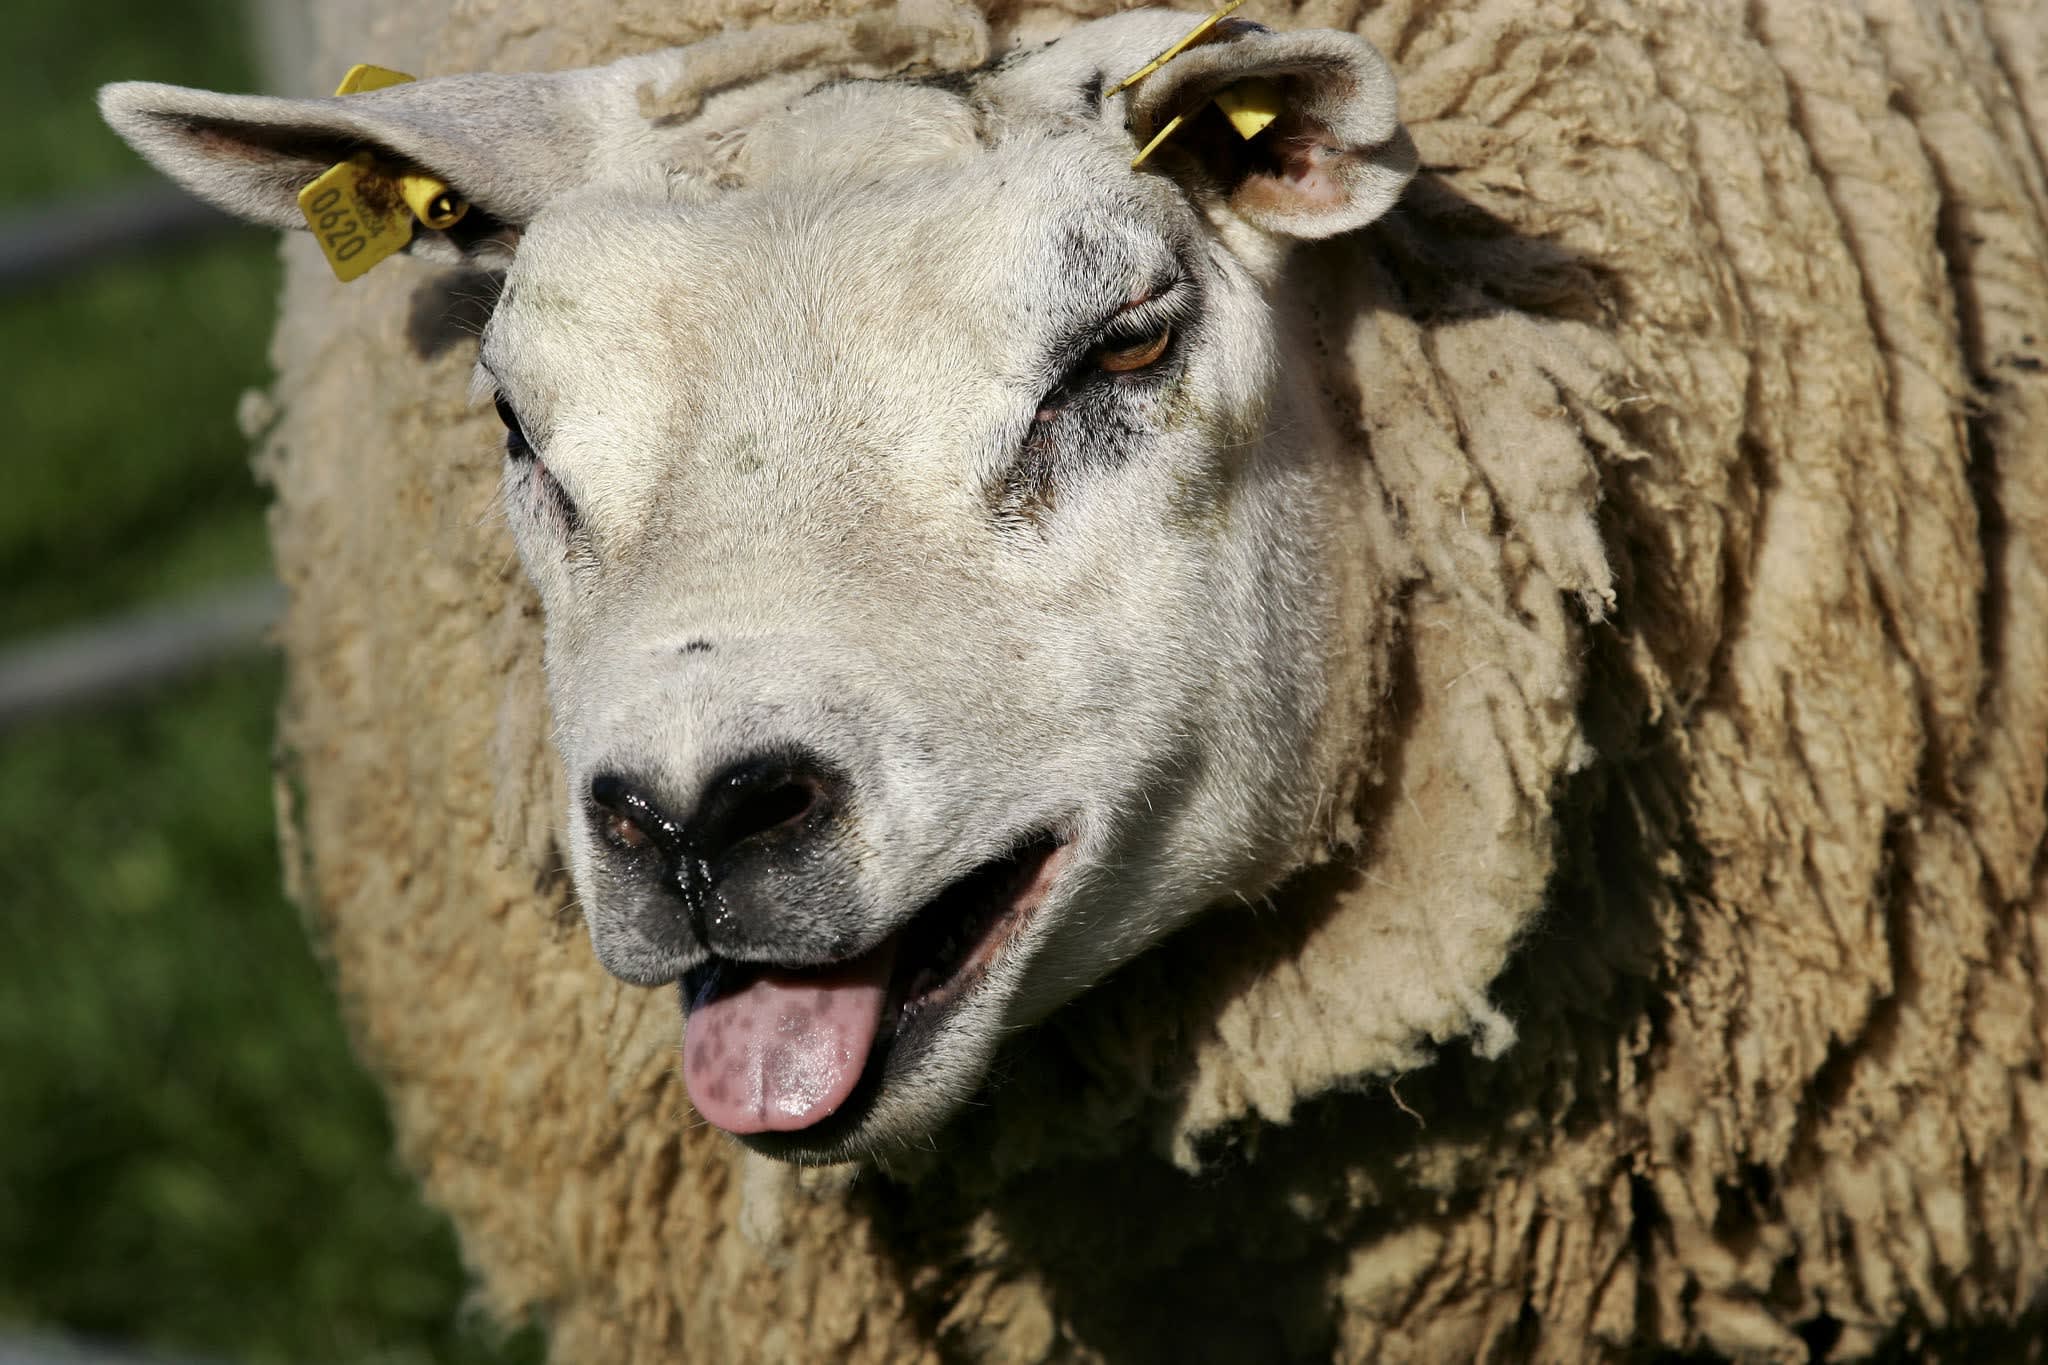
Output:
(0, 4), (540, 1360)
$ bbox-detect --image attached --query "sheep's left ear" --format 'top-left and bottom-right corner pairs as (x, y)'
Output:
(1121, 22), (1416, 240)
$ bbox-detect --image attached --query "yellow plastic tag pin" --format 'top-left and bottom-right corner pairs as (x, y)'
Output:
(1116, 2), (1279, 169)
(297, 154), (415, 283)
(1107, 0), (1247, 98)
(396, 174), (466, 230)
(1130, 112), (1192, 170)
(297, 64), (470, 281)
(1213, 78), (1282, 140)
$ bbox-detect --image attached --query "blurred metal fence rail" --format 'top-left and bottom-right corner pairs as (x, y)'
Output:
(0, 1332), (218, 1365)
(3, 180), (272, 727)
(0, 579), (283, 730)
(3, 179), (275, 727)
(0, 184), (243, 295)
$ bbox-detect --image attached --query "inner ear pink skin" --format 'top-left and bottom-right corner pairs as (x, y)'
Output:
(1241, 135), (1349, 214)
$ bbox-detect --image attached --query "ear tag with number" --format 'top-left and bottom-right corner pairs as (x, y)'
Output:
(298, 154), (415, 283)
(296, 64), (470, 283)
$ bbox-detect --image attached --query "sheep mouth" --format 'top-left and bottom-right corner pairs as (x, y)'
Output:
(889, 829), (1072, 1018)
(676, 831), (1071, 1150)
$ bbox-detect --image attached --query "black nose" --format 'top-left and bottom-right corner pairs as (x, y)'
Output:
(586, 750), (853, 973)
(588, 750), (842, 872)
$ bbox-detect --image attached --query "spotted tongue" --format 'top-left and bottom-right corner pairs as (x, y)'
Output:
(681, 940), (896, 1135)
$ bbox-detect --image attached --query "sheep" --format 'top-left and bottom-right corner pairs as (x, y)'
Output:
(102, 0), (2048, 1360)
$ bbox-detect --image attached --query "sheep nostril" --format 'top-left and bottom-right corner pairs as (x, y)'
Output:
(724, 777), (822, 844)
(588, 772), (677, 859)
(600, 808), (652, 852)
(692, 752), (842, 861)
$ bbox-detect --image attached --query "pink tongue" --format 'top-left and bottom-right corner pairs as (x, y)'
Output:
(682, 940), (896, 1135)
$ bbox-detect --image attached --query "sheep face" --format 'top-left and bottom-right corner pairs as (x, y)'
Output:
(99, 9), (1415, 1161)
(490, 132), (1327, 1158)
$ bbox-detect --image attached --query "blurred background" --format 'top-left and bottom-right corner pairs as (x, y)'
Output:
(1, 3), (538, 1361)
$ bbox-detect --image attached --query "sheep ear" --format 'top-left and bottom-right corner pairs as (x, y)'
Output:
(98, 61), (661, 262)
(1121, 22), (1417, 240)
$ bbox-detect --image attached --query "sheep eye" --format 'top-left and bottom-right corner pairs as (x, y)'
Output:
(493, 394), (533, 460)
(1092, 324), (1171, 374)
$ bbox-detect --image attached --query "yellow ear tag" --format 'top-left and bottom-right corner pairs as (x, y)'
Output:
(333, 63), (414, 95)
(1213, 78), (1282, 140)
(296, 64), (470, 283)
(297, 155), (415, 283)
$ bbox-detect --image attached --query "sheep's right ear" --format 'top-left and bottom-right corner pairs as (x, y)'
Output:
(1119, 22), (1417, 241)
(98, 60), (668, 262)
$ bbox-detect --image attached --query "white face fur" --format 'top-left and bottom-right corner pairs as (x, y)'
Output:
(101, 9), (1415, 1162)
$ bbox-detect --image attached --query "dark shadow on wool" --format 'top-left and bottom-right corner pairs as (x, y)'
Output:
(849, 177), (1681, 1362)
(857, 606), (1690, 1363)
(406, 267), (504, 361)
(1368, 171), (1625, 325)
(1868, 1305), (2048, 1365)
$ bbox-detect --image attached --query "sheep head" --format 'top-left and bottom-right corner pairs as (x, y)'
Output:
(100, 9), (1415, 1163)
